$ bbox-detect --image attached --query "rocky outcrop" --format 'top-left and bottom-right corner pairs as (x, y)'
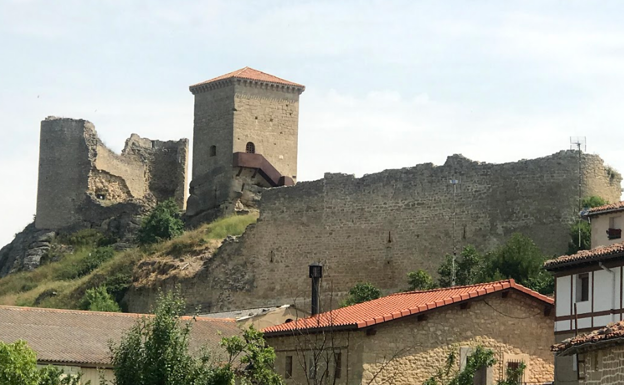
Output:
(0, 223), (55, 277)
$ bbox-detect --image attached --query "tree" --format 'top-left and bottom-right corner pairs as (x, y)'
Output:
(107, 290), (221, 385)
(434, 235), (553, 295)
(137, 199), (184, 245)
(407, 270), (436, 291)
(0, 340), (83, 385)
(0, 340), (39, 385)
(438, 246), (484, 287)
(106, 289), (281, 385)
(341, 282), (381, 307)
(80, 286), (121, 312)
(221, 327), (283, 385)
(483, 233), (546, 286)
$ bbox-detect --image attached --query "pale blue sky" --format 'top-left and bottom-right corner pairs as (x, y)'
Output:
(1, 0), (623, 247)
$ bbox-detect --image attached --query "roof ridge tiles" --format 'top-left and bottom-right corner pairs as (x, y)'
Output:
(0, 305), (236, 323)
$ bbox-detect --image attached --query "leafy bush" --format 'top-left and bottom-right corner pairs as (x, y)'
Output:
(407, 270), (437, 291)
(137, 199), (184, 245)
(0, 340), (83, 385)
(342, 282), (381, 307)
(80, 286), (121, 312)
(434, 234), (554, 295)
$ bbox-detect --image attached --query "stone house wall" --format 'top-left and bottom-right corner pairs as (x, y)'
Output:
(267, 292), (554, 385)
(579, 345), (624, 385)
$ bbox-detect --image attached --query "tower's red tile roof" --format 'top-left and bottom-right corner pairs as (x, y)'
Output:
(552, 320), (624, 355)
(190, 67), (304, 89)
(263, 279), (552, 335)
(588, 201), (624, 216)
(0, 305), (239, 366)
(544, 242), (624, 270)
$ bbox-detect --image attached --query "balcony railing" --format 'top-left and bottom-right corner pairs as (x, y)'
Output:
(607, 228), (622, 240)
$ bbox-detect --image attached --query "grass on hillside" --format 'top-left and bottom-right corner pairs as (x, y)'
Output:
(0, 213), (258, 310)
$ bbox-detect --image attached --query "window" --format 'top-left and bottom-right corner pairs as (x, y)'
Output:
(576, 273), (589, 302)
(608, 216), (622, 239)
(246, 142), (255, 154)
(285, 356), (293, 379)
(334, 352), (342, 379)
(209, 145), (216, 157)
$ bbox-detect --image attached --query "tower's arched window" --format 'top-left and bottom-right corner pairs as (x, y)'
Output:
(246, 142), (256, 154)
(209, 145), (216, 157)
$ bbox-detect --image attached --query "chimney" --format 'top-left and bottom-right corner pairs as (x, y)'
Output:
(309, 263), (323, 315)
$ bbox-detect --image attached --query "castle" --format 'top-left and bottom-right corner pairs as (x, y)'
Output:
(0, 67), (622, 313)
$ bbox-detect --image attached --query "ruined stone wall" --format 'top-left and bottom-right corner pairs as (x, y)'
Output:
(126, 151), (622, 313)
(35, 117), (188, 232)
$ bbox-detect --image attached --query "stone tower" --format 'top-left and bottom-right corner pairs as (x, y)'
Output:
(186, 67), (305, 223)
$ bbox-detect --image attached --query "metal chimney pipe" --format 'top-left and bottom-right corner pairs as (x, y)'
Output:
(309, 263), (323, 315)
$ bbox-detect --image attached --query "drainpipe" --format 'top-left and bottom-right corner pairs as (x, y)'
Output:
(599, 262), (616, 321)
(309, 263), (323, 315)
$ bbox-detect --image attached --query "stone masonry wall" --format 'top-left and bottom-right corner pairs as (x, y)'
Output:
(580, 345), (624, 385)
(126, 150), (621, 313)
(232, 83), (300, 181)
(268, 292), (554, 385)
(186, 82), (301, 224)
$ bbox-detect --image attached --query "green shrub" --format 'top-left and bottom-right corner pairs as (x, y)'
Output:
(342, 282), (381, 307)
(407, 270), (437, 291)
(137, 199), (184, 245)
(80, 286), (121, 312)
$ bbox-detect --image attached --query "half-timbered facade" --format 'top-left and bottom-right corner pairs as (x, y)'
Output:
(545, 201), (624, 384)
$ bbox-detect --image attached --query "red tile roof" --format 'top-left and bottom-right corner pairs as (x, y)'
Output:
(0, 305), (239, 366)
(544, 242), (624, 270)
(552, 320), (624, 355)
(588, 201), (624, 216)
(263, 279), (552, 335)
(190, 67), (304, 90)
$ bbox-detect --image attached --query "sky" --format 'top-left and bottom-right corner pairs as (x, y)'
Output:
(1, 0), (624, 247)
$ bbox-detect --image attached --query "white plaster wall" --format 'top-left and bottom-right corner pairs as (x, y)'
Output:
(591, 214), (624, 248)
(555, 320), (569, 332)
(556, 275), (572, 317)
(593, 269), (616, 312)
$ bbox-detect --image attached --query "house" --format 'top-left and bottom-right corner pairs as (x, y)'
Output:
(201, 304), (309, 329)
(552, 320), (624, 384)
(544, 201), (624, 384)
(263, 279), (555, 385)
(0, 305), (240, 383)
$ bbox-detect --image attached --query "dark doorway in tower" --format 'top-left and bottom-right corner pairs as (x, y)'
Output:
(246, 142), (255, 154)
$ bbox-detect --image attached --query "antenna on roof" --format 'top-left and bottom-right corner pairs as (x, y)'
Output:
(570, 137), (587, 249)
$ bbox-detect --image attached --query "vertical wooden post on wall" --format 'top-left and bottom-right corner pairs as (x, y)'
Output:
(574, 303), (579, 336)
